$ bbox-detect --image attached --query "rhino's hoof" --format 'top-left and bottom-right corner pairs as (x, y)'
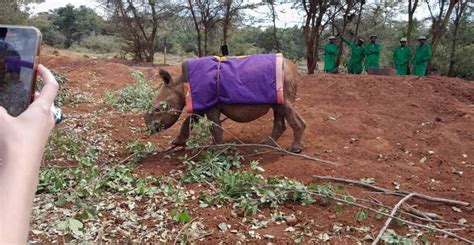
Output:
(290, 146), (303, 154)
(172, 138), (187, 146)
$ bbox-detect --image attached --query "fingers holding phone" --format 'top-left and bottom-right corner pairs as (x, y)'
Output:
(35, 64), (59, 107)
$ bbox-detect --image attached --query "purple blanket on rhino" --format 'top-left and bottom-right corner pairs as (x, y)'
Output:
(183, 53), (284, 113)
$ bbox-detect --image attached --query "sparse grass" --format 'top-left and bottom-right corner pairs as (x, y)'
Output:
(37, 71), (92, 106)
(45, 128), (85, 161)
(104, 70), (155, 112)
(37, 141), (164, 239)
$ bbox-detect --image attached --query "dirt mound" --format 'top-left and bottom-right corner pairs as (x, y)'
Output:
(40, 52), (474, 242)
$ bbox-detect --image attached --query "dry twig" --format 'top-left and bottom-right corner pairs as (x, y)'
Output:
(372, 193), (416, 245)
(403, 203), (442, 221)
(313, 175), (470, 206)
(326, 195), (474, 244)
(269, 184), (473, 243)
(173, 217), (200, 245)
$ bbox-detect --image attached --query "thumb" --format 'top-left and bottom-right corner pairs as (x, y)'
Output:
(0, 106), (11, 120)
(0, 106), (7, 115)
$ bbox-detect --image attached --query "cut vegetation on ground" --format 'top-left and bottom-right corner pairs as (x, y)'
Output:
(29, 50), (474, 243)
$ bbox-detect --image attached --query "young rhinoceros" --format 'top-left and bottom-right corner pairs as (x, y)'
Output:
(144, 54), (306, 153)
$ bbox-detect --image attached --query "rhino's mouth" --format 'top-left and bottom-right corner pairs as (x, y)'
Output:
(148, 120), (164, 134)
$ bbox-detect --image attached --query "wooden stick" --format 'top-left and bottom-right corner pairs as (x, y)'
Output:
(403, 203), (443, 221)
(313, 175), (470, 206)
(372, 193), (416, 245)
(345, 195), (467, 227)
(270, 184), (473, 243)
(173, 217), (199, 245)
(327, 195), (474, 244)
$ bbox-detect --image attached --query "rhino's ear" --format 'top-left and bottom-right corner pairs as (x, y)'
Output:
(159, 69), (172, 85)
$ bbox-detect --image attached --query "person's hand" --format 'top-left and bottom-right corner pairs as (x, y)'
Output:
(0, 64), (59, 165)
(0, 64), (58, 243)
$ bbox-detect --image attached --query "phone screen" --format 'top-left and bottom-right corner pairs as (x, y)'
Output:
(0, 26), (39, 116)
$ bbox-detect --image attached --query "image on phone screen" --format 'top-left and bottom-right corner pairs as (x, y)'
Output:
(0, 27), (39, 117)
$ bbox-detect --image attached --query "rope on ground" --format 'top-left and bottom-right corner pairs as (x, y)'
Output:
(196, 143), (338, 165)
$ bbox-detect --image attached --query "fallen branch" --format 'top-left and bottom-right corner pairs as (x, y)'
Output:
(197, 143), (338, 165)
(266, 183), (474, 244)
(326, 195), (474, 244)
(403, 203), (443, 221)
(372, 193), (416, 245)
(313, 175), (470, 206)
(173, 217), (200, 245)
(343, 194), (467, 227)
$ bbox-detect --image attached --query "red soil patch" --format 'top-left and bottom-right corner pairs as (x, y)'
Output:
(41, 50), (474, 243)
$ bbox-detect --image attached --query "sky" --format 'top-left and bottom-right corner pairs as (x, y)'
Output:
(29, 0), (432, 28)
(29, 0), (102, 14)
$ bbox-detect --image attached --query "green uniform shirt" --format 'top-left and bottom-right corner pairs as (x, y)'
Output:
(324, 43), (339, 73)
(342, 38), (365, 74)
(412, 43), (432, 76)
(393, 46), (411, 75)
(364, 42), (381, 71)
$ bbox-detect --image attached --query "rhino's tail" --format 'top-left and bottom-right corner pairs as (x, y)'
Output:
(283, 58), (300, 104)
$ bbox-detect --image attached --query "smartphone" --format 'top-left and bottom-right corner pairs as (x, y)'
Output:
(0, 25), (41, 117)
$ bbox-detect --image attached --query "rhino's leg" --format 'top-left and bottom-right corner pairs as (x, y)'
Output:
(282, 103), (306, 153)
(172, 116), (197, 146)
(205, 108), (224, 144)
(263, 108), (287, 146)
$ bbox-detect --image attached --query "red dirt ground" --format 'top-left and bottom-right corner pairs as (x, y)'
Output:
(41, 49), (473, 243)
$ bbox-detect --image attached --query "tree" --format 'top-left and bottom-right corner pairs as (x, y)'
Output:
(28, 13), (66, 48)
(50, 5), (104, 48)
(406, 0), (419, 46)
(301, 0), (330, 74)
(104, 0), (175, 62)
(447, 0), (469, 77)
(264, 0), (280, 52)
(187, 0), (222, 57)
(354, 0), (365, 37)
(329, 0), (360, 69)
(0, 0), (44, 24)
(425, 0), (460, 55)
(221, 0), (259, 49)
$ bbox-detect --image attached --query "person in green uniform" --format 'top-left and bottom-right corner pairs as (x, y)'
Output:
(364, 35), (382, 72)
(342, 37), (365, 74)
(324, 36), (339, 73)
(412, 36), (432, 76)
(393, 37), (411, 75)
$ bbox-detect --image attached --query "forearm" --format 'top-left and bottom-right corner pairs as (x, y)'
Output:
(0, 147), (44, 243)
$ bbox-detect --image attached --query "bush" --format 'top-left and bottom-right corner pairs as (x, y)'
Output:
(72, 35), (125, 54)
(104, 71), (155, 112)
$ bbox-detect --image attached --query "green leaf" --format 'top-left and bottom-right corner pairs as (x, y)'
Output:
(56, 220), (68, 231)
(178, 211), (191, 223)
(375, 207), (388, 220)
(343, 194), (356, 203)
(172, 209), (192, 223)
(250, 161), (265, 173)
(355, 209), (368, 222)
(69, 218), (83, 230)
(293, 234), (304, 243)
